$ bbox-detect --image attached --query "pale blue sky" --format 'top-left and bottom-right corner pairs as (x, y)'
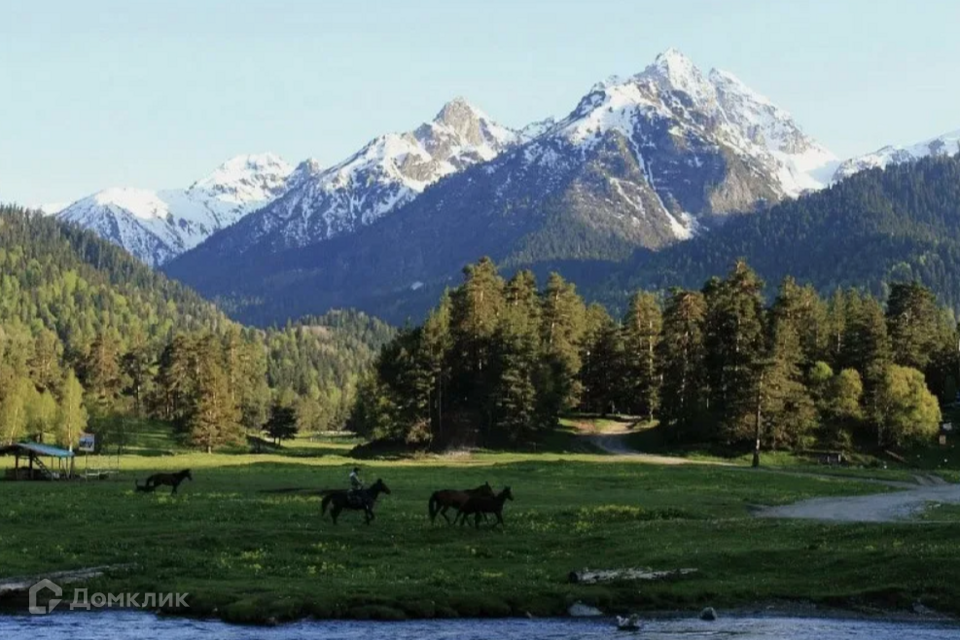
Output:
(3, 0), (960, 205)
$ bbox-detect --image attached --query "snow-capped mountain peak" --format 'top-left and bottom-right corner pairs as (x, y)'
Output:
(57, 154), (294, 265)
(640, 48), (718, 106)
(834, 129), (960, 181)
(220, 98), (523, 253)
(551, 49), (835, 198)
(432, 97), (493, 137)
(188, 153), (293, 203)
(92, 187), (170, 221)
(415, 97), (518, 165)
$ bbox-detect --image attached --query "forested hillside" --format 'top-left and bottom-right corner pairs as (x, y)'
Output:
(605, 154), (960, 312)
(352, 258), (954, 456)
(0, 206), (393, 450)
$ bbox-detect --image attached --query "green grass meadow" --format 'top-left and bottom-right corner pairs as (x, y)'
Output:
(2, 426), (960, 623)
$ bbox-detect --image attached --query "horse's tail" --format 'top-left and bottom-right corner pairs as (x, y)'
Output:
(321, 493), (332, 515)
(428, 492), (439, 523)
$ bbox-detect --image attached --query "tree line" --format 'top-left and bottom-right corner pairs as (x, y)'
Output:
(0, 206), (393, 451)
(350, 257), (952, 455)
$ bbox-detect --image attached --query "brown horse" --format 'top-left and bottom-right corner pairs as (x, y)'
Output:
(321, 478), (391, 525)
(457, 486), (513, 529)
(137, 469), (192, 495)
(428, 482), (494, 524)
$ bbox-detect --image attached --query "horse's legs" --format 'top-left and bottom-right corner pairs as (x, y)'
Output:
(495, 510), (504, 528)
(459, 510), (467, 526)
(331, 505), (340, 525)
(439, 506), (451, 524)
(474, 512), (481, 530)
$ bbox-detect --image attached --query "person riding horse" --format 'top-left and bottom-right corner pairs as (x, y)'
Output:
(348, 466), (366, 507)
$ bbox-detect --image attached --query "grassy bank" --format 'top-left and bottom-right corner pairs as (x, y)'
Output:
(2, 432), (959, 624)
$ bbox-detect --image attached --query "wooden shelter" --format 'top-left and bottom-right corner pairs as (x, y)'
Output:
(0, 442), (75, 481)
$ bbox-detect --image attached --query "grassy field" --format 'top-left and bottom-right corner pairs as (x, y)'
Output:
(2, 426), (960, 623)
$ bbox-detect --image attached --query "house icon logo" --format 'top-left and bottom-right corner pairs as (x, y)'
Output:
(28, 579), (62, 615)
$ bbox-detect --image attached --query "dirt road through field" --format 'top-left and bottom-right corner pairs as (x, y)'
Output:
(579, 422), (713, 465)
(757, 479), (960, 522)
(577, 421), (959, 522)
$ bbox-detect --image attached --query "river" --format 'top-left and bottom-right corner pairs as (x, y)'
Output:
(1, 612), (958, 639)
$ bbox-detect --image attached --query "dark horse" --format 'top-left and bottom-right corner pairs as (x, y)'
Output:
(321, 478), (391, 525)
(428, 482), (494, 524)
(136, 469), (192, 495)
(457, 486), (514, 529)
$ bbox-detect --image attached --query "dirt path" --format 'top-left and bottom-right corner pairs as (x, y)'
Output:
(579, 423), (712, 466)
(577, 422), (960, 522)
(757, 481), (960, 522)
(585, 433), (706, 465)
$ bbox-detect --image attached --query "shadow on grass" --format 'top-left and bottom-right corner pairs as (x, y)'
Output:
(350, 422), (601, 460)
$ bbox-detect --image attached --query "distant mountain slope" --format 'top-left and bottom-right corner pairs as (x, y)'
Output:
(0, 203), (395, 441)
(56, 154), (293, 265)
(0, 204), (235, 342)
(602, 154), (960, 311)
(179, 98), (522, 261)
(166, 50), (835, 325)
(834, 129), (960, 181)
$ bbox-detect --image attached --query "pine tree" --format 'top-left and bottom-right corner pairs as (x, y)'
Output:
(703, 261), (767, 442)
(449, 257), (505, 435)
(825, 288), (848, 370)
(773, 278), (827, 367)
(845, 293), (892, 422)
(420, 293), (453, 441)
(622, 292), (661, 421)
(762, 293), (817, 451)
(886, 282), (941, 372)
(347, 369), (400, 442)
(580, 305), (625, 416)
(490, 271), (543, 440)
(120, 330), (152, 417)
(81, 331), (122, 413)
(539, 273), (587, 417)
(188, 337), (242, 453)
(264, 398), (299, 445)
(153, 334), (198, 427)
(29, 329), (62, 394)
(490, 318), (541, 442)
(658, 289), (708, 438)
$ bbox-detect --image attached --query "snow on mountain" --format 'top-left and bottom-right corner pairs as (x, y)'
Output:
(218, 98), (522, 252)
(833, 129), (960, 181)
(707, 67), (838, 194)
(500, 48), (837, 241)
(57, 153), (293, 265)
(518, 116), (558, 142)
(187, 153), (293, 204)
(553, 49), (836, 201)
